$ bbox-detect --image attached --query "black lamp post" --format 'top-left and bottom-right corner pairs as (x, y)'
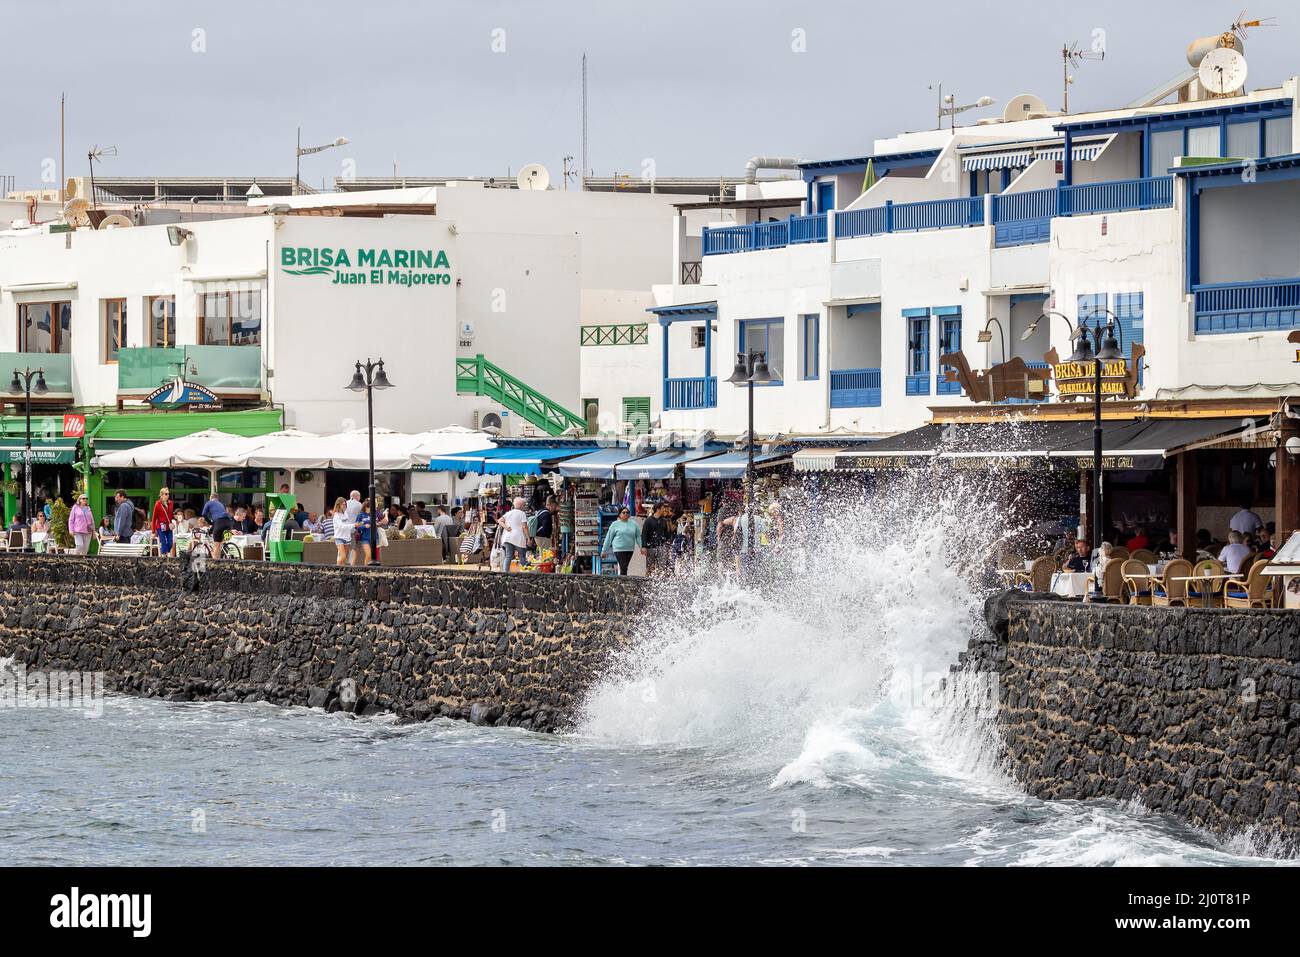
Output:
(726, 350), (775, 514)
(346, 358), (393, 566)
(1074, 309), (1124, 551)
(8, 366), (47, 529)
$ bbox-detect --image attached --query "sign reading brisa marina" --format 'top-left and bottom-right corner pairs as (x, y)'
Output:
(280, 246), (452, 286)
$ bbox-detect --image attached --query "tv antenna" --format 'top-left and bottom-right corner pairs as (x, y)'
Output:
(561, 155), (576, 191)
(1230, 11), (1275, 44)
(1061, 41), (1105, 113)
(87, 144), (117, 209)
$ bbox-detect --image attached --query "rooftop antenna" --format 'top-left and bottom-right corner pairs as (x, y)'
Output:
(1061, 41), (1105, 113)
(581, 53), (588, 189)
(1231, 11), (1275, 43)
(561, 155), (576, 191)
(87, 144), (117, 209)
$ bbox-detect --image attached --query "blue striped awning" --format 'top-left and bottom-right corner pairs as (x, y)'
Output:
(961, 149), (1034, 172)
(1035, 142), (1107, 163)
(426, 445), (598, 475)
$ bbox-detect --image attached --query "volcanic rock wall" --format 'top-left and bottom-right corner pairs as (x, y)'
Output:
(973, 595), (1300, 850)
(0, 556), (642, 732)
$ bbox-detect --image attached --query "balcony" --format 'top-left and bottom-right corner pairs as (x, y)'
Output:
(118, 345), (262, 395)
(664, 376), (717, 410)
(580, 323), (649, 347)
(0, 353), (73, 399)
(1193, 278), (1300, 335)
(993, 176), (1175, 248)
(829, 368), (881, 408)
(680, 260), (702, 284)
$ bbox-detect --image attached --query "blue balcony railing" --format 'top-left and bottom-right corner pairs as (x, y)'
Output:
(1059, 175), (1174, 216)
(834, 206), (888, 238)
(1193, 278), (1300, 335)
(905, 373), (931, 396)
(829, 368), (881, 408)
(664, 376), (718, 410)
(788, 212), (828, 244)
(893, 196), (985, 232)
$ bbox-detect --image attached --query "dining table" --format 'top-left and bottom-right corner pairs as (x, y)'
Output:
(1169, 574), (1233, 608)
(1051, 571), (1092, 599)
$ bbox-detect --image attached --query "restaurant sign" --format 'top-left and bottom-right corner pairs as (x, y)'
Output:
(0, 441), (79, 465)
(280, 246), (452, 287)
(1052, 359), (1129, 398)
(146, 380), (222, 411)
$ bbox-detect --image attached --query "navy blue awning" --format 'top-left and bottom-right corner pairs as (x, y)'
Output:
(614, 446), (726, 480)
(427, 445), (598, 476)
(558, 446), (651, 479)
(683, 448), (790, 479)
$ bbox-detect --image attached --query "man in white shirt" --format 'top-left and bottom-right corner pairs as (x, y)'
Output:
(1218, 531), (1253, 575)
(1229, 502), (1263, 536)
(499, 497), (531, 574)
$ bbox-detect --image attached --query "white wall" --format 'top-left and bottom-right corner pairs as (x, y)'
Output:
(1199, 179), (1300, 284)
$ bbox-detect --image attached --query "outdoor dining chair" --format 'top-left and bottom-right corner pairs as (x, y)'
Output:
(1190, 559), (1227, 607)
(1130, 549), (1158, 564)
(1120, 559), (1153, 605)
(1016, 555), (1055, 593)
(1224, 559), (1274, 609)
(1151, 558), (1193, 607)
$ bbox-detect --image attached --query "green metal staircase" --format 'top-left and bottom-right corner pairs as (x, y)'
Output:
(455, 354), (586, 436)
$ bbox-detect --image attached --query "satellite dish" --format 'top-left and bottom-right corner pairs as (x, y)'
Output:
(98, 214), (133, 229)
(245, 181), (264, 198)
(516, 163), (550, 191)
(61, 198), (91, 227)
(1198, 46), (1248, 96)
(1003, 93), (1049, 122)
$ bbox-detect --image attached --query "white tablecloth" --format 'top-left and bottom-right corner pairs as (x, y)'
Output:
(1051, 572), (1092, 598)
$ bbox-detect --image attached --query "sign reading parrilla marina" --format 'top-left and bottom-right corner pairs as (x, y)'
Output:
(280, 246), (452, 286)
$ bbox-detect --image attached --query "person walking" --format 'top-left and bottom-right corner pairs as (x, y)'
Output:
(113, 490), (135, 544)
(640, 503), (673, 576)
(151, 486), (176, 556)
(68, 493), (94, 556)
(601, 506), (642, 576)
(330, 497), (350, 566)
(354, 500), (374, 565)
(534, 496), (556, 555)
(499, 496), (532, 573)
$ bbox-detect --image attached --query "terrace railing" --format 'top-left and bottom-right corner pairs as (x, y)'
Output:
(580, 323), (649, 347)
(1058, 175), (1174, 217)
(664, 376), (718, 410)
(829, 368), (881, 408)
(1192, 278), (1300, 335)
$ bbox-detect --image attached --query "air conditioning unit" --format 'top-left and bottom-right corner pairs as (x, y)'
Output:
(472, 408), (511, 435)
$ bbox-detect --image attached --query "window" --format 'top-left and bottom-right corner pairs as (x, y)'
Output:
(1226, 120), (1260, 159)
(800, 313), (819, 380)
(1149, 129), (1182, 175)
(1186, 125), (1221, 158)
(199, 286), (262, 346)
(937, 314), (962, 395)
(17, 301), (71, 353)
(905, 310), (931, 396)
(691, 326), (706, 348)
(621, 396), (650, 434)
(148, 296), (176, 347)
(103, 299), (127, 363)
(1114, 292), (1145, 387)
(739, 318), (784, 383)
(1265, 117), (1291, 158)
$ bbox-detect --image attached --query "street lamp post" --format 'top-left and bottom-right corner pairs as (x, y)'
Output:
(295, 129), (350, 195)
(346, 358), (393, 566)
(725, 349), (775, 515)
(8, 366), (47, 528)
(1074, 309), (1124, 551)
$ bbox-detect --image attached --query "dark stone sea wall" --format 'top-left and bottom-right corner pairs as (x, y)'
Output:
(967, 593), (1300, 850)
(0, 555), (643, 732)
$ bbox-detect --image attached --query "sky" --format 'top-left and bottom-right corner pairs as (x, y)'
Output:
(2, 0), (1298, 191)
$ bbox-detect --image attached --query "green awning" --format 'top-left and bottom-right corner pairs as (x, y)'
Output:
(0, 439), (80, 464)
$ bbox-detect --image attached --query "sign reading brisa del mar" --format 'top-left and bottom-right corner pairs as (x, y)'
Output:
(280, 246), (452, 286)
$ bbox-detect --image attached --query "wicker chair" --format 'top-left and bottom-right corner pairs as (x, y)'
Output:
(1121, 559), (1154, 605)
(1016, 555), (1055, 593)
(1189, 559), (1227, 607)
(1130, 548), (1158, 564)
(1088, 559), (1126, 603)
(1151, 558), (1193, 607)
(1109, 546), (1130, 561)
(1224, 559), (1274, 609)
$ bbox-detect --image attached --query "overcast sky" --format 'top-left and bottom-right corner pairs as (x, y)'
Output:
(2, 0), (1297, 190)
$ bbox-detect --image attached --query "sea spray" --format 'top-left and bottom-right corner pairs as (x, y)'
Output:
(575, 465), (1033, 787)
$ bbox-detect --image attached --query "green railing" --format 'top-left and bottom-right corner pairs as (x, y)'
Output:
(455, 354), (585, 436)
(580, 323), (649, 347)
(119, 346), (262, 392)
(0, 353), (72, 393)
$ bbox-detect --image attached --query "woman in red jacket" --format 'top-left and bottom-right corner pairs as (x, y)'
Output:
(152, 486), (175, 556)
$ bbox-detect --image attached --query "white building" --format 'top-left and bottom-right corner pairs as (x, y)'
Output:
(0, 182), (692, 440)
(578, 41), (1300, 440)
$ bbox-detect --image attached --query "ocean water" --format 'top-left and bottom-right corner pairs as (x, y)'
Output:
(0, 471), (1292, 866)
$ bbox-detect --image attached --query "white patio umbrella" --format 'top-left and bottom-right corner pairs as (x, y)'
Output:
(91, 430), (259, 469)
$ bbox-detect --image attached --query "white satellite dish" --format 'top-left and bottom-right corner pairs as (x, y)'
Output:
(61, 198), (91, 227)
(98, 213), (133, 229)
(1198, 46), (1248, 96)
(1003, 93), (1049, 122)
(516, 163), (550, 191)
